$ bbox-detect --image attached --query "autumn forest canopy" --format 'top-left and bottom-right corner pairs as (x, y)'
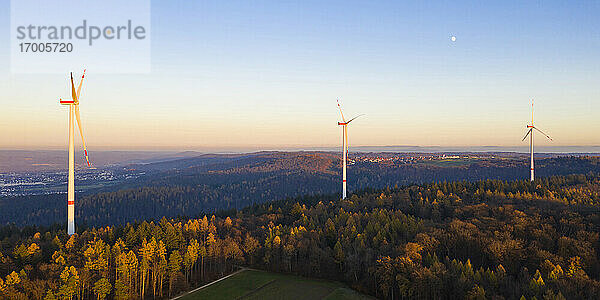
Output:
(1, 154), (600, 299)
(0, 168), (600, 299)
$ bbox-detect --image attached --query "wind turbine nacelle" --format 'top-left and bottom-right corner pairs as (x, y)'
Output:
(338, 122), (347, 125)
(527, 125), (534, 128)
(60, 99), (75, 105)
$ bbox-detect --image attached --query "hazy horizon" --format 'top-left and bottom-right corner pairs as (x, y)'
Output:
(2, 145), (600, 154)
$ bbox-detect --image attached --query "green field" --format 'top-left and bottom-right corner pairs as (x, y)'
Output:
(179, 269), (373, 300)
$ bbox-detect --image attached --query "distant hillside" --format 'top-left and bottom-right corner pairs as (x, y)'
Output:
(2, 153), (600, 227)
(0, 150), (203, 172)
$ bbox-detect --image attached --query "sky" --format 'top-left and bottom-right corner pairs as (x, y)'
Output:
(0, 0), (598, 151)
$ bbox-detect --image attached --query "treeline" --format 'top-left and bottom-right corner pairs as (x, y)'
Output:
(2, 155), (600, 227)
(1, 174), (600, 299)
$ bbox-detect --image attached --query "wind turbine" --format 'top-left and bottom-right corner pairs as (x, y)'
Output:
(521, 99), (552, 181)
(337, 100), (363, 199)
(59, 70), (91, 235)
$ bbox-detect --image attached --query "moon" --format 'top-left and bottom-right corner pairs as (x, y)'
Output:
(451, 36), (456, 42)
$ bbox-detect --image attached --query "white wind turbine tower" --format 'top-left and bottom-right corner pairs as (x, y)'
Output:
(522, 99), (552, 181)
(337, 100), (363, 199)
(59, 70), (91, 235)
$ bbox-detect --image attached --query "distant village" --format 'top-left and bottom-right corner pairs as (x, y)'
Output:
(346, 153), (491, 165)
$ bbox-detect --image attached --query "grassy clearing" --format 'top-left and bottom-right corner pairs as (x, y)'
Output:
(180, 269), (373, 300)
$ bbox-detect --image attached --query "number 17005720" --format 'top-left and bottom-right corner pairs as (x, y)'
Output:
(19, 42), (73, 52)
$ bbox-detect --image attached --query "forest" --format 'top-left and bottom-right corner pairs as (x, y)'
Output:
(2, 154), (600, 227)
(1, 173), (600, 299)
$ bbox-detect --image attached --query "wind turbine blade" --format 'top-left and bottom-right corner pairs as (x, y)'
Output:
(337, 99), (346, 123)
(70, 73), (78, 102)
(346, 114), (365, 124)
(531, 99), (534, 125)
(76, 69), (86, 102)
(521, 129), (532, 141)
(74, 106), (90, 167)
(533, 127), (553, 141)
